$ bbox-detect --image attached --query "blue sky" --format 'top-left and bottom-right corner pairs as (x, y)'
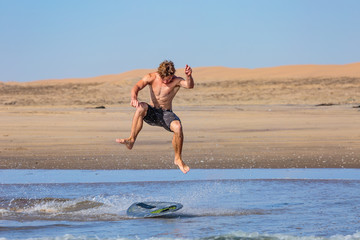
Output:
(1, 0), (359, 82)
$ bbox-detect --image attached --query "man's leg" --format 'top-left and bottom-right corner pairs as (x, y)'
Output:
(116, 102), (148, 149)
(170, 120), (190, 174)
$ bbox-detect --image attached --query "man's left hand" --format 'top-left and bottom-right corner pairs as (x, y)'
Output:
(185, 64), (192, 76)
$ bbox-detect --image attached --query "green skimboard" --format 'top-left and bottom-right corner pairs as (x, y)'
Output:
(127, 201), (183, 218)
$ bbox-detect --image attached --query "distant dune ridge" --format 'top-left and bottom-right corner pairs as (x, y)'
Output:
(1, 63), (360, 106)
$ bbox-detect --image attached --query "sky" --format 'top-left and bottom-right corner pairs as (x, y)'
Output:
(1, 0), (359, 82)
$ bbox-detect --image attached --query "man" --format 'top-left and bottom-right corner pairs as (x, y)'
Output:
(116, 60), (194, 174)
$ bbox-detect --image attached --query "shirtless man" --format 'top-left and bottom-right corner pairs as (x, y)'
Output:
(116, 60), (194, 174)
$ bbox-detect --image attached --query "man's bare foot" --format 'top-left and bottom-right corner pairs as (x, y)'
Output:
(174, 158), (190, 174)
(116, 138), (134, 150)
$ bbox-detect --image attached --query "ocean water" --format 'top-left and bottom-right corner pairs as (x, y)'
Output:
(1, 169), (360, 240)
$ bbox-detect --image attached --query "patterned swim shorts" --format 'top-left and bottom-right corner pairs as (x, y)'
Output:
(143, 104), (181, 132)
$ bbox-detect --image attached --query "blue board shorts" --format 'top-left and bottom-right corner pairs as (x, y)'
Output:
(143, 104), (181, 132)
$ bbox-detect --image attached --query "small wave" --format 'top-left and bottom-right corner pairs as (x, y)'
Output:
(201, 231), (360, 240)
(1, 195), (269, 221)
(0, 196), (125, 221)
(0, 197), (103, 213)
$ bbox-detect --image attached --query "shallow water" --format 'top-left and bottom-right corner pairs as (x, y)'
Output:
(1, 169), (360, 240)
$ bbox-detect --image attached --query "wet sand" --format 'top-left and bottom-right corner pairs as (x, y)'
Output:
(1, 104), (359, 170)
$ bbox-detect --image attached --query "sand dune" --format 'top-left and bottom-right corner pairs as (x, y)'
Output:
(1, 63), (360, 106)
(4, 62), (360, 85)
(190, 63), (360, 81)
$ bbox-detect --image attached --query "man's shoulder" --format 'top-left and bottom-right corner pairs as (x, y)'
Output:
(143, 72), (158, 82)
(173, 75), (185, 84)
(174, 75), (184, 81)
(149, 72), (158, 77)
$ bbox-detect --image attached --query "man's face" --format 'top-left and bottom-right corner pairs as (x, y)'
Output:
(162, 75), (174, 84)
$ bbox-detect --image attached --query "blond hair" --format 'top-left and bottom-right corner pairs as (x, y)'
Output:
(157, 60), (176, 78)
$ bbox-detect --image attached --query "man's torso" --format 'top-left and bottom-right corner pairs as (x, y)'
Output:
(148, 72), (181, 110)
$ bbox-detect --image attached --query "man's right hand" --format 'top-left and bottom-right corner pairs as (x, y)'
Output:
(130, 98), (139, 108)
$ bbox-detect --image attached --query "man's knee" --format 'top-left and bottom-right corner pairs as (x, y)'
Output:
(170, 120), (182, 134)
(136, 102), (148, 116)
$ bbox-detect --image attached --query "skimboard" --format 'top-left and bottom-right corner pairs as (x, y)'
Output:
(127, 201), (183, 218)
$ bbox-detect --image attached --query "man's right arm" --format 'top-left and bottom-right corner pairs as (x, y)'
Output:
(130, 74), (152, 108)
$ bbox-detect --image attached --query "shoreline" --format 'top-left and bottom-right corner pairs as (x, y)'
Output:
(1, 105), (359, 170)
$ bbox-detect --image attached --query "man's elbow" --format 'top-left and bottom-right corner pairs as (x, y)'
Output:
(132, 85), (140, 92)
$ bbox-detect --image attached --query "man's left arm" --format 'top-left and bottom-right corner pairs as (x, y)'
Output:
(179, 64), (194, 89)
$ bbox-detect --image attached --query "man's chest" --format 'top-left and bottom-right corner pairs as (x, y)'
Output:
(151, 83), (178, 97)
